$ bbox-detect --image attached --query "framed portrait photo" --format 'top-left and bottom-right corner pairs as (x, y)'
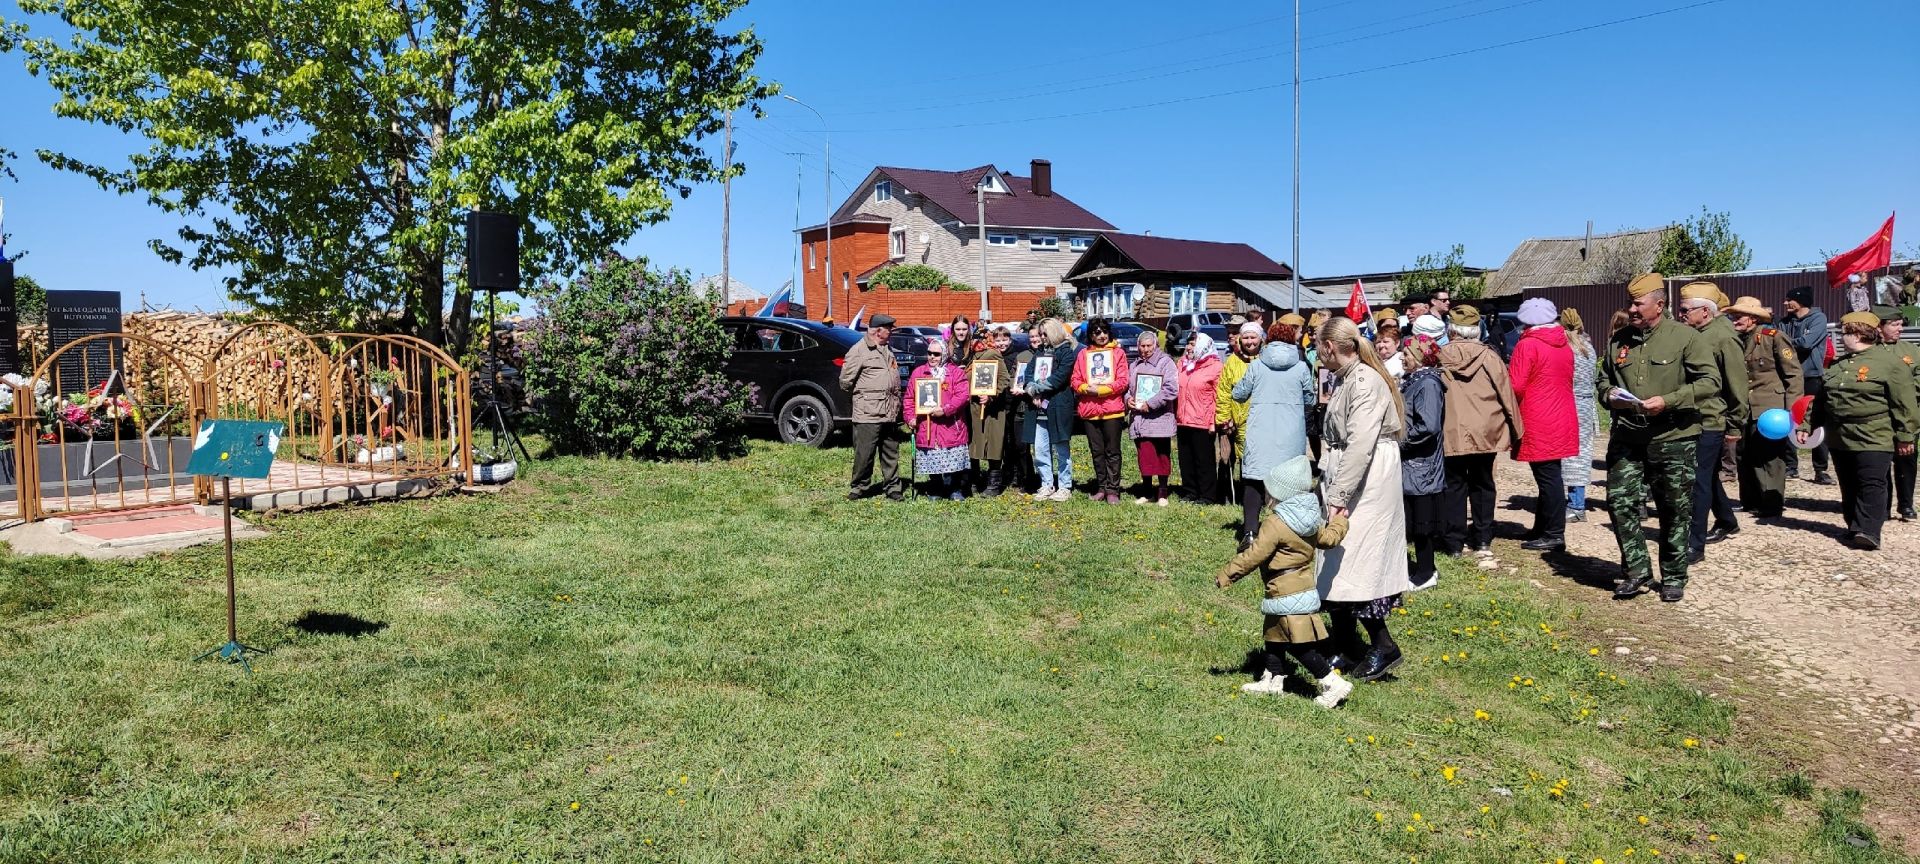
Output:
(1032, 355), (1054, 386)
(1087, 350), (1115, 387)
(914, 378), (943, 415)
(969, 362), (999, 396)
(1134, 372), (1163, 404)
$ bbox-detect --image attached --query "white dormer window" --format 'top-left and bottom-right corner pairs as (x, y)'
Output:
(875, 180), (892, 202)
(987, 233), (1018, 246)
(977, 173), (1008, 194)
(1069, 236), (1094, 252)
(1030, 235), (1058, 251)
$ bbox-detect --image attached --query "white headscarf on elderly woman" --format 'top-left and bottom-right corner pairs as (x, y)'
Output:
(924, 336), (949, 370)
(1182, 331), (1217, 371)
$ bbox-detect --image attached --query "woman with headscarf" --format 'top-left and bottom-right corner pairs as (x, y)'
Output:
(902, 337), (972, 500)
(1232, 322), (1316, 540)
(968, 325), (1015, 496)
(1400, 332), (1447, 590)
(1313, 316), (1410, 682)
(1560, 308), (1601, 522)
(1072, 319), (1131, 502)
(1024, 318), (1080, 502)
(1175, 331), (1223, 504)
(1128, 329), (1180, 504)
(1508, 297), (1578, 551)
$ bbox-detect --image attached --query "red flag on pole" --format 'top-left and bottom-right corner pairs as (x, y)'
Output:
(1826, 213), (1894, 289)
(1344, 279), (1370, 324)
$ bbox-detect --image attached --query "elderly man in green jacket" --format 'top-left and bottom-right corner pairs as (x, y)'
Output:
(839, 314), (904, 501)
(1676, 281), (1749, 561)
(1603, 274), (1722, 603)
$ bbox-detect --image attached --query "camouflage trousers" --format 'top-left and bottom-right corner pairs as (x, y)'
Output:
(1606, 436), (1697, 587)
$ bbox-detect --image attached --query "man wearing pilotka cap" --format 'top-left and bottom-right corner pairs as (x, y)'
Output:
(1675, 281), (1748, 561)
(1726, 295), (1802, 520)
(1873, 305), (1919, 520)
(1602, 273), (1720, 602)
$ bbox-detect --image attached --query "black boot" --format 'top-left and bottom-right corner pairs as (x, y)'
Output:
(1352, 645), (1403, 681)
(1614, 572), (1654, 599)
(982, 467), (1005, 498)
(1521, 533), (1564, 552)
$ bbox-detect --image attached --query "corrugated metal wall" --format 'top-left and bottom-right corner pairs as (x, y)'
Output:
(1519, 265), (1916, 341)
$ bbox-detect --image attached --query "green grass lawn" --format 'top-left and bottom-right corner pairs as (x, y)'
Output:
(0, 440), (1906, 863)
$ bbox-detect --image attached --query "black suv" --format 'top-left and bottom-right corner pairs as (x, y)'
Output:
(719, 316), (862, 447)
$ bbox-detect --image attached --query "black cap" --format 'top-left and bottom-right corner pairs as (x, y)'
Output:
(869, 313), (896, 328)
(1786, 285), (1814, 306)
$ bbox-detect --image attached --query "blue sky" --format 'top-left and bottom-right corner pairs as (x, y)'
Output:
(2, 0), (1916, 311)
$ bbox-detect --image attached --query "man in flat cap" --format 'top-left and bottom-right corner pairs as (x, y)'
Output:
(1874, 305), (1919, 520)
(1780, 285), (1833, 484)
(1726, 296), (1802, 520)
(1675, 281), (1748, 560)
(1602, 274), (1721, 602)
(840, 313), (904, 500)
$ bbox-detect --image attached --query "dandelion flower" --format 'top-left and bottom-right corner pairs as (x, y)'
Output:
(391, 771), (401, 780)
(1637, 815), (1649, 826)
(1480, 805), (1491, 813)
(1733, 855), (1746, 863)
(1442, 766), (1458, 782)
(1707, 834), (1719, 842)
(679, 775), (689, 785)
(1411, 812), (1423, 822)
(1348, 737), (1357, 744)
(1458, 651), (1469, 659)
(569, 801), (581, 811)
(1683, 738), (1699, 748)
(1474, 709), (1491, 721)
(1214, 735), (1225, 743)
(1367, 735), (1377, 744)
(1590, 647), (1601, 656)
(1374, 811), (1385, 822)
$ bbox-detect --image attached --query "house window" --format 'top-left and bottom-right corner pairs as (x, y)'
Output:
(1029, 235), (1058, 251)
(890, 229), (907, 259)
(1170, 284), (1208, 315)
(875, 180), (892, 202)
(1069, 236), (1094, 252)
(1110, 283), (1140, 317)
(978, 173), (1008, 194)
(987, 233), (1018, 246)
(807, 244), (815, 271)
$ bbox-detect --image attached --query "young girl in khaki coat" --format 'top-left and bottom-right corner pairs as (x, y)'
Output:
(1216, 455), (1354, 707)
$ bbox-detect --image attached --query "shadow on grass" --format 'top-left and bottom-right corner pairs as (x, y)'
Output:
(290, 610), (388, 638)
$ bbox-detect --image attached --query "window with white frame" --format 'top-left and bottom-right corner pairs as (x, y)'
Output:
(875, 180), (892, 202)
(807, 244), (815, 270)
(987, 233), (1018, 246)
(1112, 283), (1140, 317)
(1069, 236), (1094, 252)
(889, 229), (907, 259)
(1169, 284), (1208, 315)
(1030, 235), (1059, 251)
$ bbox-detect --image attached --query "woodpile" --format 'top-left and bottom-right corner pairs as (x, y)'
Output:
(15, 312), (333, 417)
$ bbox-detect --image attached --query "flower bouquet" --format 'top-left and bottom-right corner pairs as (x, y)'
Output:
(351, 425), (405, 464)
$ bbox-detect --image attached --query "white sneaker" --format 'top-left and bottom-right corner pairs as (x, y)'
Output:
(1313, 671), (1353, 708)
(1047, 487), (1073, 502)
(1409, 575), (1439, 593)
(1240, 670), (1288, 695)
(1032, 485), (1055, 500)
(1135, 496), (1151, 505)
(1156, 498), (1170, 507)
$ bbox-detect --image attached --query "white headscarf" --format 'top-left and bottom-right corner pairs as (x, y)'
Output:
(1238, 322), (1263, 338)
(1182, 332), (1216, 371)
(925, 337), (948, 370)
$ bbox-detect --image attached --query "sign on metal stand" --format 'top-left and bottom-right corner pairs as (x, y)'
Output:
(186, 419), (283, 673)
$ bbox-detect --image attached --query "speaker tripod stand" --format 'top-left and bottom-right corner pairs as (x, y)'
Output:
(475, 289), (530, 472)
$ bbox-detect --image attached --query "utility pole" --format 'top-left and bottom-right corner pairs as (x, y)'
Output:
(790, 153), (805, 309)
(783, 95), (831, 322)
(1291, 0), (1302, 313)
(720, 112), (733, 308)
(978, 183), (989, 323)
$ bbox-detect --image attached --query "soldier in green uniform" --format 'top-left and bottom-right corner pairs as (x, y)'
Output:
(1603, 273), (1722, 602)
(1676, 281), (1748, 562)
(1796, 311), (1919, 550)
(1873, 305), (1918, 520)
(1726, 296), (1803, 520)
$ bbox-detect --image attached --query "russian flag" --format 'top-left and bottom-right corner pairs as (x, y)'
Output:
(756, 286), (793, 318)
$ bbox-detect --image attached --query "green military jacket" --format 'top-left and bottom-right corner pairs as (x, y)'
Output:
(1808, 344), (1919, 452)
(1601, 316), (1721, 443)
(1741, 325), (1804, 418)
(1695, 316), (1750, 432)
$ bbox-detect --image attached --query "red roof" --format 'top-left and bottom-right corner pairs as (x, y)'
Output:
(874, 165), (1115, 231)
(1092, 233), (1292, 277)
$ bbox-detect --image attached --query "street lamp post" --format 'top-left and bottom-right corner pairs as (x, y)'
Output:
(783, 94), (832, 322)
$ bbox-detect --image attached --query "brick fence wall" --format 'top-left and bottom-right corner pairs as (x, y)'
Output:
(833, 285), (1057, 327)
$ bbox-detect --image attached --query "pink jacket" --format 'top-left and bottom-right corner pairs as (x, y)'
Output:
(1070, 345), (1131, 420)
(1175, 354), (1221, 429)
(903, 362), (971, 449)
(1509, 325), (1578, 462)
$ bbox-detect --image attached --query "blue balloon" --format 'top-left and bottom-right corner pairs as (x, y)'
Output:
(1757, 408), (1793, 440)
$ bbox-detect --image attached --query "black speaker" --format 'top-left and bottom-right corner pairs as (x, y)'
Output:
(466, 211), (520, 292)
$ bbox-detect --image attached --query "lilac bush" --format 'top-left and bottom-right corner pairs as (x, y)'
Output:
(522, 257), (751, 459)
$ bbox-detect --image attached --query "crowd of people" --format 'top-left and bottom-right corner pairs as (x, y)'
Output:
(836, 274), (1916, 707)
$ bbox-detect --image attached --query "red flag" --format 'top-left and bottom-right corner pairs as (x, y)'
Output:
(1826, 213), (1894, 289)
(1344, 279), (1370, 324)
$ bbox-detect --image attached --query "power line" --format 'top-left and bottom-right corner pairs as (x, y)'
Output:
(824, 0), (1732, 134)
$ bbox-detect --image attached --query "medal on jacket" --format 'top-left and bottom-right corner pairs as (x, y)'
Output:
(1616, 346), (1630, 365)
(1858, 365), (1870, 383)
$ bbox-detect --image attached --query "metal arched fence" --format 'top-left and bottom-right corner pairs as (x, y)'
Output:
(2, 327), (473, 522)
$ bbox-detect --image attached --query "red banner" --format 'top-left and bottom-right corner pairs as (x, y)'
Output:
(1826, 213), (1894, 289)
(1344, 279), (1370, 324)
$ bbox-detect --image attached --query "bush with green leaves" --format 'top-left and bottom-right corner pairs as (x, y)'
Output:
(869, 263), (971, 291)
(522, 257), (751, 460)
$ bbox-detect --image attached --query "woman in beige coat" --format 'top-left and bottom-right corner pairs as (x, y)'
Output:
(1314, 316), (1412, 682)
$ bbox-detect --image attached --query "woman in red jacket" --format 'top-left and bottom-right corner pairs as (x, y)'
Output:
(1508, 297), (1578, 551)
(1072, 319), (1131, 502)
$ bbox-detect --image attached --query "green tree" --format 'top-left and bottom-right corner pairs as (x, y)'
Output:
(868, 264), (971, 292)
(1, 1), (771, 351)
(1396, 244), (1485, 303)
(13, 274), (47, 324)
(1652, 207), (1752, 276)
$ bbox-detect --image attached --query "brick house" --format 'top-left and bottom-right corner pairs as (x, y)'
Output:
(1062, 233), (1294, 321)
(796, 159), (1115, 323)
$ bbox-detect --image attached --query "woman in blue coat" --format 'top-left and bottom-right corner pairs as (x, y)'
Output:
(1024, 318), (1081, 502)
(1231, 336), (1317, 544)
(1399, 333), (1447, 590)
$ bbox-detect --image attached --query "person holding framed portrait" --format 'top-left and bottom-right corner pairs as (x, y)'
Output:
(1175, 331), (1223, 505)
(1007, 320), (1043, 494)
(1026, 318), (1080, 501)
(1128, 328), (1180, 505)
(901, 337), (973, 500)
(1072, 319), (1132, 503)
(967, 326), (1015, 496)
